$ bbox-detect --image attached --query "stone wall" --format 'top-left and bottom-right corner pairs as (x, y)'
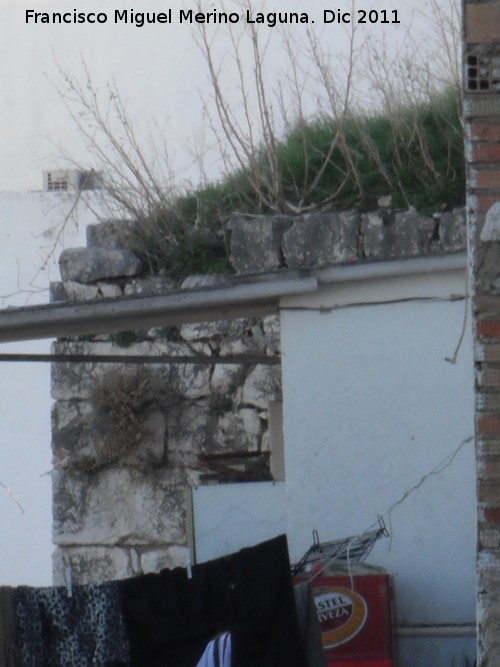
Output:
(228, 207), (466, 273)
(50, 204), (467, 585)
(50, 224), (281, 585)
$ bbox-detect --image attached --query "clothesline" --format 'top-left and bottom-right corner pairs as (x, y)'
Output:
(1, 534), (326, 667)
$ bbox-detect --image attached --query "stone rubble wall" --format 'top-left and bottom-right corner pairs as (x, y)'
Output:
(228, 207), (467, 273)
(51, 222), (282, 585)
(50, 206), (466, 585)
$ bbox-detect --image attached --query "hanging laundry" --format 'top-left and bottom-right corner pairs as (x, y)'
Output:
(119, 534), (308, 667)
(0, 587), (20, 667)
(195, 632), (231, 667)
(15, 581), (129, 667)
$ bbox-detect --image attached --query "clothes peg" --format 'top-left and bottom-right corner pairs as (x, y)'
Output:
(65, 561), (73, 598)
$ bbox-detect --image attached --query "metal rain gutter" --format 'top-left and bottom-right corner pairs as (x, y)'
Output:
(0, 276), (319, 343)
(315, 252), (467, 287)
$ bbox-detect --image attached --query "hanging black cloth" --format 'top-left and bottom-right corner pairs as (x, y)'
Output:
(119, 534), (308, 667)
(0, 587), (20, 667)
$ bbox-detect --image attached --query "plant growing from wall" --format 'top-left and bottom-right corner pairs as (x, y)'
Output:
(89, 366), (164, 467)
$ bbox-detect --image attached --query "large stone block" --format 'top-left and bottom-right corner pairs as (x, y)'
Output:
(393, 211), (436, 256)
(179, 318), (249, 342)
(180, 275), (233, 290)
(219, 337), (260, 356)
(86, 220), (137, 250)
(140, 546), (190, 574)
(96, 282), (123, 298)
(211, 408), (262, 452)
(59, 247), (142, 283)
(124, 276), (176, 296)
(361, 211), (393, 258)
(439, 208), (468, 251)
(210, 364), (244, 395)
(50, 280), (99, 303)
(52, 545), (133, 585)
(51, 339), (125, 400)
(166, 404), (211, 466)
(52, 400), (167, 471)
(282, 211), (359, 268)
(51, 340), (198, 400)
(52, 400), (95, 470)
(362, 210), (435, 259)
(51, 357), (105, 401)
(241, 365), (282, 409)
(229, 215), (292, 273)
(168, 363), (212, 400)
(262, 315), (281, 355)
(53, 467), (187, 546)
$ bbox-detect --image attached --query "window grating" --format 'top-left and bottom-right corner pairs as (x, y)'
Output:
(467, 54), (500, 93)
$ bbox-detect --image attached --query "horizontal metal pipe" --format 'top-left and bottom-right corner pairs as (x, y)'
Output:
(0, 353), (280, 366)
(396, 624), (476, 638)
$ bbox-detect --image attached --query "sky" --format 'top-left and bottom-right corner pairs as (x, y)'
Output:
(0, 0), (458, 192)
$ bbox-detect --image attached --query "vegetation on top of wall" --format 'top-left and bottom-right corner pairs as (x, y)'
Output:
(127, 86), (464, 277)
(275, 87), (464, 213)
(59, 2), (462, 278)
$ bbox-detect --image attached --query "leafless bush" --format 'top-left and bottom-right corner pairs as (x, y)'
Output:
(89, 366), (161, 464)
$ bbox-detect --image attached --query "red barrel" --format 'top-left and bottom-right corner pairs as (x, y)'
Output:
(310, 571), (395, 666)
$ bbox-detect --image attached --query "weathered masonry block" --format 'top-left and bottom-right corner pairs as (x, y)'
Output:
(464, 2), (500, 664)
(228, 208), (466, 272)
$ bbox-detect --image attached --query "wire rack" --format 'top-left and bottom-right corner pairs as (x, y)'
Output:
(291, 518), (389, 578)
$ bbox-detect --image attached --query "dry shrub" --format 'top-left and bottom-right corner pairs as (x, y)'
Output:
(89, 366), (160, 465)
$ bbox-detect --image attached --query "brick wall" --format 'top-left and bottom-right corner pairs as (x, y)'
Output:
(464, 2), (500, 664)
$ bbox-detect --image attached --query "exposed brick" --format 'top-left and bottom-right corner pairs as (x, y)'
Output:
(472, 170), (500, 189)
(474, 296), (500, 316)
(478, 368), (500, 388)
(478, 480), (500, 503)
(478, 415), (500, 437)
(475, 343), (500, 362)
(478, 458), (500, 480)
(478, 441), (500, 458)
(477, 320), (500, 338)
(472, 143), (500, 164)
(475, 193), (500, 213)
(478, 394), (500, 412)
(482, 507), (500, 525)
(471, 123), (500, 143)
(466, 4), (500, 44)
(479, 528), (500, 549)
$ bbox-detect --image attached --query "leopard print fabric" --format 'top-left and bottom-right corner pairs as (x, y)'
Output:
(15, 581), (129, 666)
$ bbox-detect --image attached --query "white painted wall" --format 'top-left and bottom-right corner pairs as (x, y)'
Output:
(280, 266), (476, 663)
(190, 481), (286, 563)
(0, 191), (101, 585)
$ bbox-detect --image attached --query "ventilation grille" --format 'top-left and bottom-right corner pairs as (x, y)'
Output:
(467, 54), (500, 93)
(43, 169), (101, 192)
